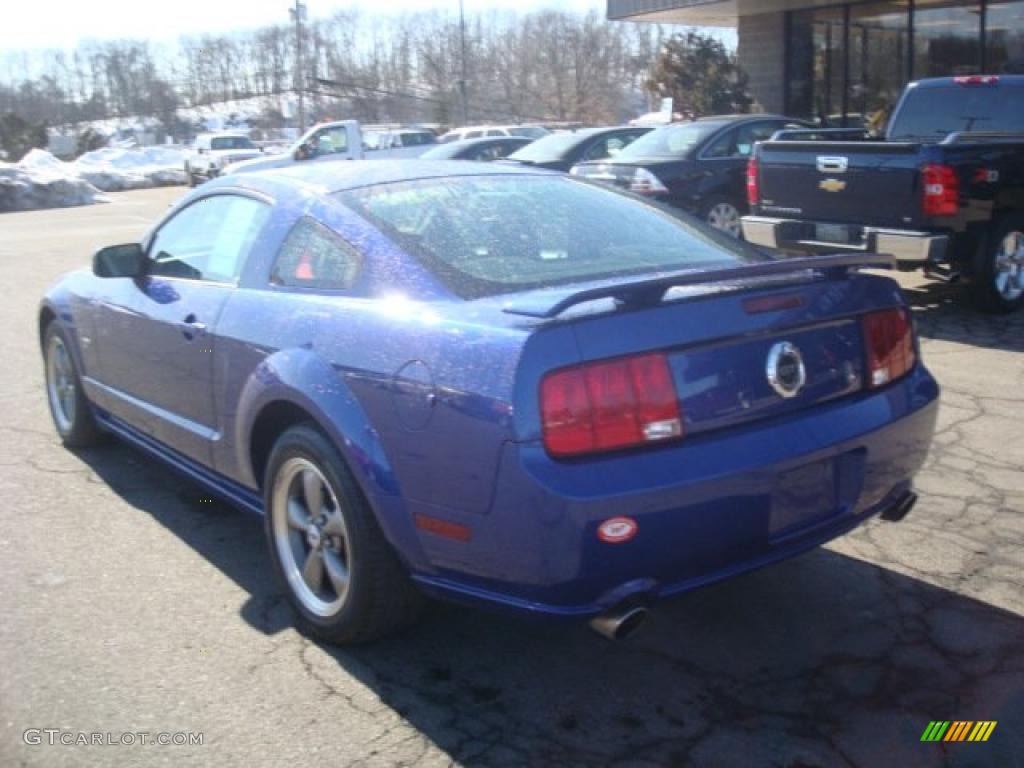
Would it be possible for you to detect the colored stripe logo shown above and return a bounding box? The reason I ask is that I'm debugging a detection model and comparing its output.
[921,721,997,742]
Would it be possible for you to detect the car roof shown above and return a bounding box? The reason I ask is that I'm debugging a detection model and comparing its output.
[695,114,794,123]
[233,159,552,195]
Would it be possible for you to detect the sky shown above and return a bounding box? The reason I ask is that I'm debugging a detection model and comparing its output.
[2,0,610,52]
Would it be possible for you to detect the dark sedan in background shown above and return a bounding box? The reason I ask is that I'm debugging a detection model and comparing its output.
[503,126,651,172]
[420,136,533,161]
[572,115,809,237]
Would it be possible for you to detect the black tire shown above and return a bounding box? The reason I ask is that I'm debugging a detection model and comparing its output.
[700,196,744,239]
[42,321,104,448]
[969,212,1024,314]
[263,424,425,644]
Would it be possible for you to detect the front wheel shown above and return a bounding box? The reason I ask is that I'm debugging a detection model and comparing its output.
[264,425,425,644]
[701,197,744,239]
[43,322,103,448]
[970,213,1024,314]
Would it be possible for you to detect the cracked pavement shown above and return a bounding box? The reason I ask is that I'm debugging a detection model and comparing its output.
[1,188,1021,767]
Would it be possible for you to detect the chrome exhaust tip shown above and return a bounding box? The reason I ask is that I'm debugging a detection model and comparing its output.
[589,606,649,641]
[881,491,918,522]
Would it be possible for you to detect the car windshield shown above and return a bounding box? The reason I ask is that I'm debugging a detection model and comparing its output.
[889,84,1024,140]
[508,126,550,139]
[508,132,587,163]
[336,175,753,298]
[399,132,436,146]
[616,122,723,159]
[210,136,255,150]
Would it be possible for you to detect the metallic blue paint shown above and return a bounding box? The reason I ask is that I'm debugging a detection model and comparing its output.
[40,161,939,622]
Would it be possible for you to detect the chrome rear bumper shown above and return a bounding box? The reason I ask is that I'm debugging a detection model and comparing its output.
[742,216,949,264]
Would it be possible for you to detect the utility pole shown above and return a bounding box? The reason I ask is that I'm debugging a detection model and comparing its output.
[290,0,307,133]
[458,0,469,126]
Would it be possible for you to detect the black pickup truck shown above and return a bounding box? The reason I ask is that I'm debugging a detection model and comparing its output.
[742,75,1024,312]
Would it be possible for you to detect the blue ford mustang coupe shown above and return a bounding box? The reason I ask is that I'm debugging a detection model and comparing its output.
[40,161,938,643]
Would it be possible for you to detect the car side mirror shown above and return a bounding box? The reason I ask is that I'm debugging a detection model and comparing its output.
[93,243,145,278]
[197,147,206,154]
[294,142,313,161]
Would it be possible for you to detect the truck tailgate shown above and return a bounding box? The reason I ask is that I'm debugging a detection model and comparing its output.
[758,141,923,228]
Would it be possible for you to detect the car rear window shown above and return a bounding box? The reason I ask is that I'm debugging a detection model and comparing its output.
[507,132,586,163]
[210,136,255,150]
[617,122,724,158]
[889,84,1024,140]
[336,175,752,298]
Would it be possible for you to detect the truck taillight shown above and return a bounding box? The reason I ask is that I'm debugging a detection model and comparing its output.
[746,156,760,206]
[541,353,683,458]
[953,75,999,86]
[922,163,959,217]
[862,308,916,389]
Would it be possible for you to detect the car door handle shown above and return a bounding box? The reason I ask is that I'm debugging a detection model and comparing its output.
[179,314,207,340]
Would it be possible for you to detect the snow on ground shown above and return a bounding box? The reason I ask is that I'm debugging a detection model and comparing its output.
[0,151,108,212]
[0,147,188,212]
[74,146,188,190]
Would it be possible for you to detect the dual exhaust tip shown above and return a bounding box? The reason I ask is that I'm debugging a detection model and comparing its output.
[589,605,649,641]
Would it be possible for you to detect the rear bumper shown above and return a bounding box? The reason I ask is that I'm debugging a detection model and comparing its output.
[410,366,940,619]
[742,216,948,264]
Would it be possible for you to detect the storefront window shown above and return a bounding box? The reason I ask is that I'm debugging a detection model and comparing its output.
[913,0,982,76]
[986,0,1024,73]
[848,2,911,132]
[787,7,846,125]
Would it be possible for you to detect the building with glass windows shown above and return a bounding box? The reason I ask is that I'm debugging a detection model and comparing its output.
[608,1,1024,125]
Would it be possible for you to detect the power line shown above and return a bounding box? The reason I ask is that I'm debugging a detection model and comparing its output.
[313,76,558,124]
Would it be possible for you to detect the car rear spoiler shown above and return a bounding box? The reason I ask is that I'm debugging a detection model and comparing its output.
[502,253,895,319]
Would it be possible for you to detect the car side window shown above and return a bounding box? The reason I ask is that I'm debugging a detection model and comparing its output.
[465,130,483,139]
[734,122,780,157]
[147,195,271,283]
[703,129,735,159]
[311,126,349,156]
[270,218,361,290]
[486,130,504,137]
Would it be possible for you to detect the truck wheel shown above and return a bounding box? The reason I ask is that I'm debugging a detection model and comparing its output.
[264,424,426,644]
[971,213,1024,314]
[701,197,744,239]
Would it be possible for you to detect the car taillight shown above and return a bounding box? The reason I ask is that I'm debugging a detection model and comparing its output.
[630,168,669,195]
[541,352,683,458]
[746,155,760,206]
[862,308,916,389]
[922,163,959,216]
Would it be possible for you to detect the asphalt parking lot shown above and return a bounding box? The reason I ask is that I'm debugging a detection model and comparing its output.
[1,187,1022,768]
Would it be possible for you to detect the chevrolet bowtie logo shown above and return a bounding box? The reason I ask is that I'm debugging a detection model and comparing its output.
[819,178,847,193]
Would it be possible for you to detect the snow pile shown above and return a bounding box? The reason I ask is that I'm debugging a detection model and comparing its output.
[73,146,188,190]
[0,145,192,211]
[0,150,108,212]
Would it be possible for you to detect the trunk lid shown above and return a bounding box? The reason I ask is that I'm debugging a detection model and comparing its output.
[509,257,900,445]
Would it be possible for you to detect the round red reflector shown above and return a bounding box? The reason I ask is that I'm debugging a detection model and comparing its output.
[597,517,639,544]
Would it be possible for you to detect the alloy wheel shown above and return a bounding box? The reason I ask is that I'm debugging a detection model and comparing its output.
[707,202,742,238]
[271,457,352,617]
[46,335,76,434]
[994,229,1024,302]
